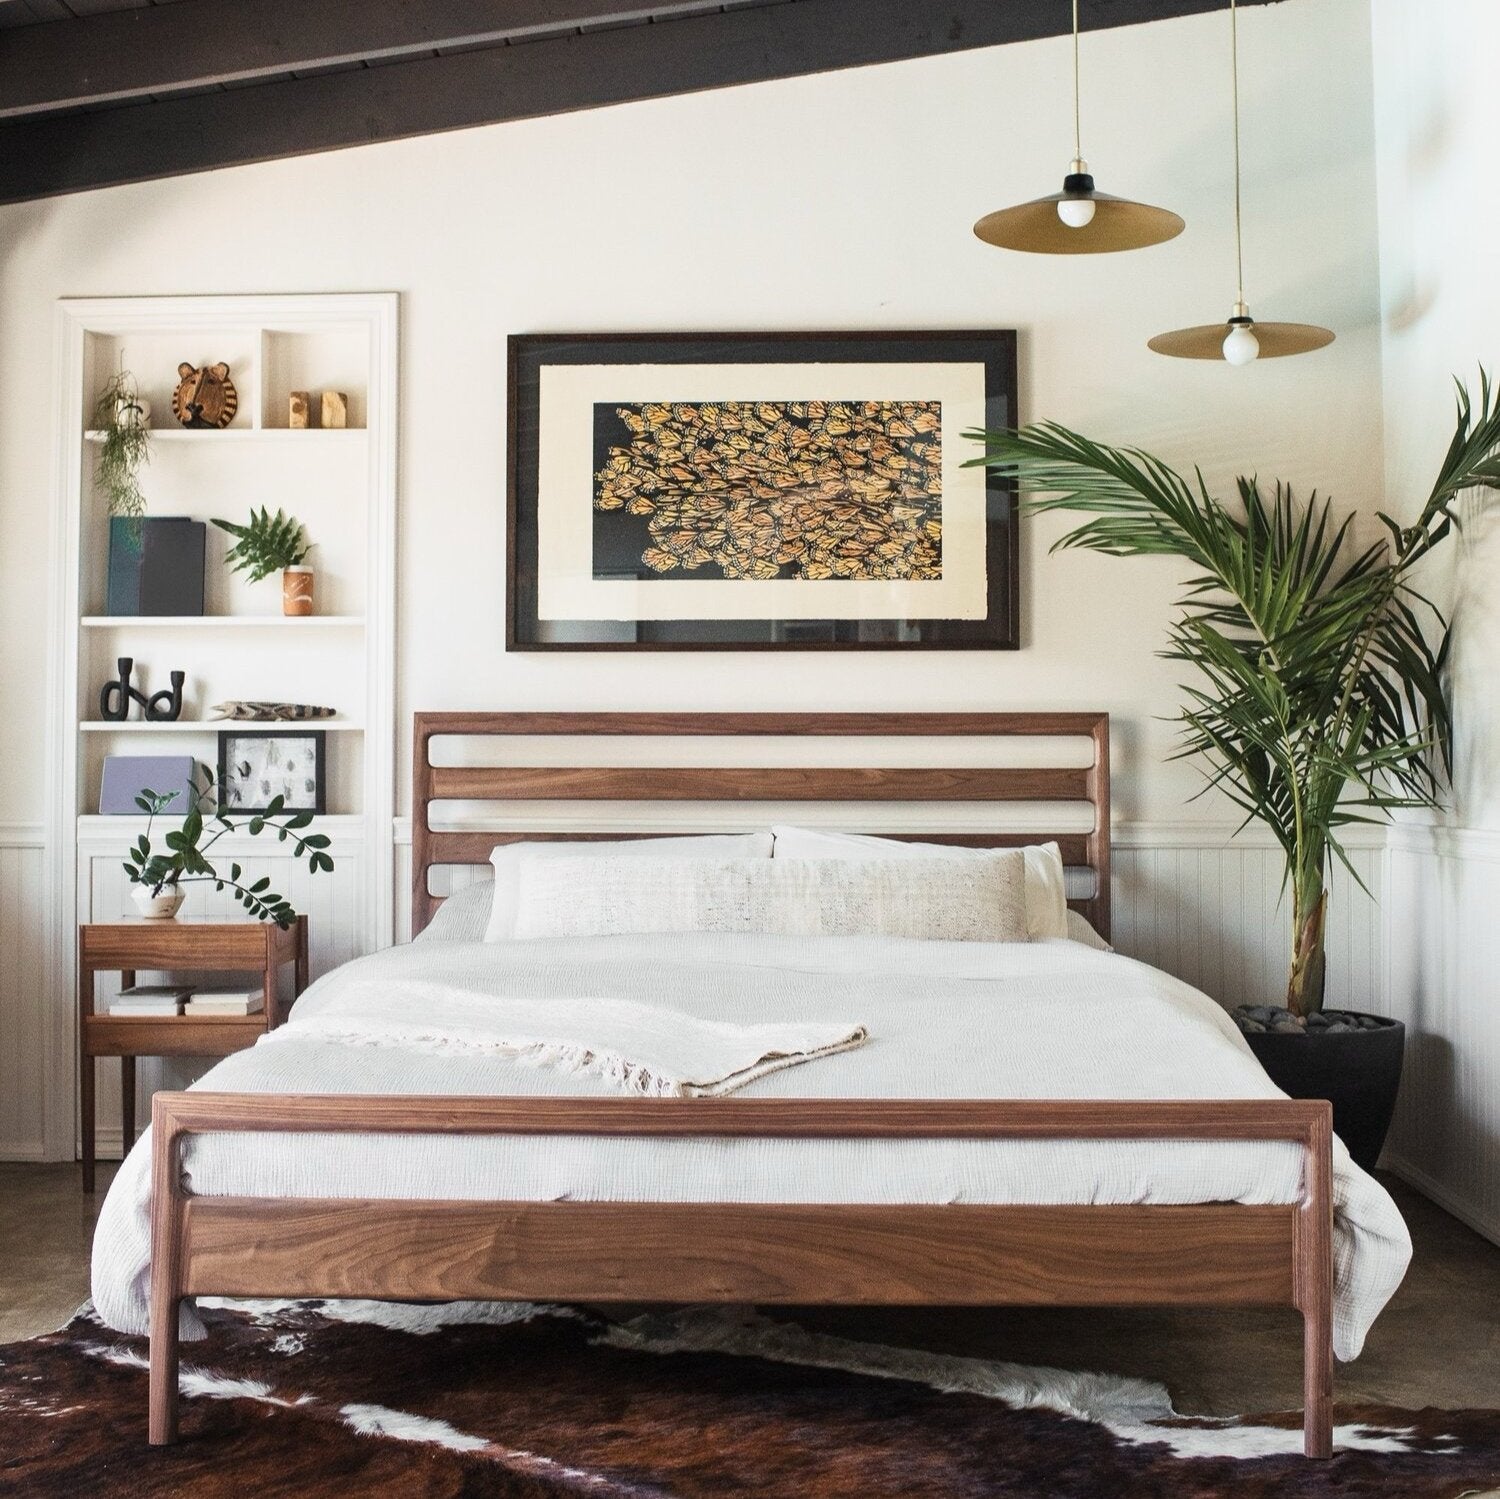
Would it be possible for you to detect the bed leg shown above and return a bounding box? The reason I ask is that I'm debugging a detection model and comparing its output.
[148,1097,184,1446]
[148,1296,180,1446]
[1302,1307,1332,1458]
[1297,1102,1334,1459]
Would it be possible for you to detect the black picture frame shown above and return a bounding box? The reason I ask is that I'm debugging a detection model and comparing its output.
[507,331,1019,651]
[216,730,327,815]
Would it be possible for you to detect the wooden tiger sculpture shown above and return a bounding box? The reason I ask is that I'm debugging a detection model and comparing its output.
[172,361,238,429]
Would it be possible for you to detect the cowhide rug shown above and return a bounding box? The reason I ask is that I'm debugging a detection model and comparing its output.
[2,1299,1498,1498]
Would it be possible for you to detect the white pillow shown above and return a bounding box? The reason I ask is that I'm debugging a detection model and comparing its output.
[769,826,1069,941]
[484,833,772,942]
[510,853,1029,944]
[416,879,495,942]
[1065,909,1113,951]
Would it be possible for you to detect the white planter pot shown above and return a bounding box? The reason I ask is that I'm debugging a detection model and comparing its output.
[115,395,151,429]
[131,885,185,919]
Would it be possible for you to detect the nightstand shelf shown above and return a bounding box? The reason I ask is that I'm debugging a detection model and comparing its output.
[78,914,308,1191]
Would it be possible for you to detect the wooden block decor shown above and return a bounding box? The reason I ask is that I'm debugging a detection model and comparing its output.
[289,391,312,429]
[320,391,348,429]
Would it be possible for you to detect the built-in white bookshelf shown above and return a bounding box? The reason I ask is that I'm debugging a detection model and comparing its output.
[46,295,398,1148]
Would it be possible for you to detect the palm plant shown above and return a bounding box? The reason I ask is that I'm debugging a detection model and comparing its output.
[969,375,1500,1017]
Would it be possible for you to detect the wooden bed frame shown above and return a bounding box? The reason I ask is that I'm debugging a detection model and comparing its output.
[147,711,1334,1457]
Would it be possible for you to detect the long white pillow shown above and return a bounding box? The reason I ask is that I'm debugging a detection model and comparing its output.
[484,833,772,942]
[511,853,1029,944]
[770,825,1069,941]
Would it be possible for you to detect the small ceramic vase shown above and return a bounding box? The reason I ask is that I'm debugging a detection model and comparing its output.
[282,566,314,617]
[131,885,185,919]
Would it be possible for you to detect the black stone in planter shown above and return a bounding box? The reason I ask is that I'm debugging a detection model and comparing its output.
[1236,1011,1405,1173]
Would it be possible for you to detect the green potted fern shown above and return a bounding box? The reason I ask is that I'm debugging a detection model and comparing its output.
[213,507,314,615]
[970,375,1500,1169]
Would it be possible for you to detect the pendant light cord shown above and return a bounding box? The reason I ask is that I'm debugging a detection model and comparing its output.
[1072,0,1083,160]
[1230,0,1245,305]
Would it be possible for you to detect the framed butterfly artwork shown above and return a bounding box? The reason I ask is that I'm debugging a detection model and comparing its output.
[506,331,1019,651]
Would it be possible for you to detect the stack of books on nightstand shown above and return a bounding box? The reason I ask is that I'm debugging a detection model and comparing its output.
[184,986,265,1017]
[109,985,190,1016]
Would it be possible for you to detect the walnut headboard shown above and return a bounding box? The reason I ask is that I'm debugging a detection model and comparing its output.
[411,712,1111,940]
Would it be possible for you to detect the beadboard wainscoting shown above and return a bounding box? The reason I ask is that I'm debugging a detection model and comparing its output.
[1111,825,1388,1016]
[0,825,48,1160]
[1383,824,1500,1243]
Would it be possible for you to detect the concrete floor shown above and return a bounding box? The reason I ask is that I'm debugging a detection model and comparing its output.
[1,1164,1496,1416]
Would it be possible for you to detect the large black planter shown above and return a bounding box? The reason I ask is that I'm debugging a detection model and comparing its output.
[1239,1014,1405,1173]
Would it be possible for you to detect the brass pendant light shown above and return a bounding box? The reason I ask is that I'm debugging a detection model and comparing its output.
[1149,0,1333,361]
[973,0,1184,255]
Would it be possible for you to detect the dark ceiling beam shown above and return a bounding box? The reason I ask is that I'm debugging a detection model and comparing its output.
[0,0,1280,205]
[0,0,731,118]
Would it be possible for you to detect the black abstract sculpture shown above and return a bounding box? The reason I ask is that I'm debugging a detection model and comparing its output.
[99,657,185,722]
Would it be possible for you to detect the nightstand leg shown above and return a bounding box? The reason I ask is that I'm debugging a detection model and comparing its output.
[121,1057,136,1153]
[81,1053,96,1193]
[296,917,309,995]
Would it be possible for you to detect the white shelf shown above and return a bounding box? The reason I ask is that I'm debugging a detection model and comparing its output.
[84,428,366,442]
[80,720,363,733]
[80,812,365,836]
[81,615,365,629]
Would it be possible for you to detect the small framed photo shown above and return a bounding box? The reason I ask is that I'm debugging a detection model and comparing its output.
[217,730,326,814]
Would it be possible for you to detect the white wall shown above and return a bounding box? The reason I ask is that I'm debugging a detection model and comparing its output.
[0,0,1382,830]
[0,0,1396,1156]
[1372,0,1500,1239]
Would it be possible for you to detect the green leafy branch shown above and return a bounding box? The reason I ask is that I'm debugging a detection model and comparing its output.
[123,769,333,928]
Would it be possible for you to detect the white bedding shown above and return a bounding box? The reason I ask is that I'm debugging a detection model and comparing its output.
[91,932,1411,1359]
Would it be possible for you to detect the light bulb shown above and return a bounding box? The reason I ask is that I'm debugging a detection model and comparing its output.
[1223,323,1260,365]
[1057,196,1096,228]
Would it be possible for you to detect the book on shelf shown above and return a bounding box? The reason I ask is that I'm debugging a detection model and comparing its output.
[109,984,191,1017]
[183,987,264,1016]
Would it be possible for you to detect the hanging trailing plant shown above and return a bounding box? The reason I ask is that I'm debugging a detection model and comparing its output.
[92,370,152,519]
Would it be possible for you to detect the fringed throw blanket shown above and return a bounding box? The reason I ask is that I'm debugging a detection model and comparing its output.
[270,980,868,1097]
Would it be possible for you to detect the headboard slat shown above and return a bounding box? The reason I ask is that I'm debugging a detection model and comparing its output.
[412,712,1111,941]
[422,830,1099,867]
[427,765,1091,804]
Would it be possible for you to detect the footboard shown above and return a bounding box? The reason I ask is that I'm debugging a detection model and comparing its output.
[148,1094,1333,1456]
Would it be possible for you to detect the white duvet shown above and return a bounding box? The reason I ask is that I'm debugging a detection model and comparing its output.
[91,932,1411,1359]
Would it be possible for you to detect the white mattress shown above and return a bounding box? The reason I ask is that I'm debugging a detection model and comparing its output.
[91,931,1410,1358]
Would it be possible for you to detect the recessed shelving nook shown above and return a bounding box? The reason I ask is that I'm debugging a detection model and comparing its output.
[47,295,397,1146]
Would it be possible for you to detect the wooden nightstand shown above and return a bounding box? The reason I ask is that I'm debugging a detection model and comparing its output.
[78,915,308,1191]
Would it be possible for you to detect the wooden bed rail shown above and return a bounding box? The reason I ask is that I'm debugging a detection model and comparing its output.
[148,1092,1333,1457]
